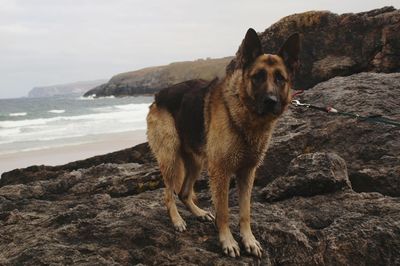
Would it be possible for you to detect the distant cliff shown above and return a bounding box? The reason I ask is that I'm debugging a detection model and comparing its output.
[83,57,233,97]
[29,80,107,98]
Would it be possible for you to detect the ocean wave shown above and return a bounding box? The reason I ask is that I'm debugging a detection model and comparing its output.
[48,109,65,114]
[91,103,150,113]
[78,95,115,100]
[90,106,114,112]
[78,95,96,100]
[0,117,50,128]
[0,128,21,138]
[9,112,27,117]
[0,109,148,128]
[0,103,151,145]
[114,103,150,111]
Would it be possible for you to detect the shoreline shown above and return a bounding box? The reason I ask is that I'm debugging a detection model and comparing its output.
[0,130,147,175]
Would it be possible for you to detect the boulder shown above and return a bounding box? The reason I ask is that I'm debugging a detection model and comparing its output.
[227,7,400,89]
[261,152,352,202]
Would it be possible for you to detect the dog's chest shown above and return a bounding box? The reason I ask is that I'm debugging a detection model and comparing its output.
[242,136,270,165]
[224,130,271,170]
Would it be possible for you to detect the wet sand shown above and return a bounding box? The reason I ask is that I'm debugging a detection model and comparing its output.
[0,130,147,176]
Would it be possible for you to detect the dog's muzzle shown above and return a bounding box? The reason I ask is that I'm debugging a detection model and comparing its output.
[257,94,281,116]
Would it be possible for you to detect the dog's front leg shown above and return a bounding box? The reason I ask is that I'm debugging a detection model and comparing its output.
[209,167,240,257]
[236,167,263,258]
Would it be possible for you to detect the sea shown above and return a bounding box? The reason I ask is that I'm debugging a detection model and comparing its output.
[0,95,153,156]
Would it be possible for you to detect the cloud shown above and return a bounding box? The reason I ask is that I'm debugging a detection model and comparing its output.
[0,24,48,35]
[0,0,20,12]
[0,0,398,98]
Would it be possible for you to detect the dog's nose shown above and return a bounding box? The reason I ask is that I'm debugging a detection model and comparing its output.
[263,95,278,106]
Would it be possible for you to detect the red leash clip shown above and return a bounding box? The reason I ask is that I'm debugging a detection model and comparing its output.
[292,89,304,98]
[326,106,338,113]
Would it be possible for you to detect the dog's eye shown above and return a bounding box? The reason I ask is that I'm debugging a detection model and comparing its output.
[275,72,286,86]
[251,71,266,84]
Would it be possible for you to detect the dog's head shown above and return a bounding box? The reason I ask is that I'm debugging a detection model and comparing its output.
[236,28,300,117]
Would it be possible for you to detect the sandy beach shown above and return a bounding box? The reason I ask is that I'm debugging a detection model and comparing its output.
[0,130,146,175]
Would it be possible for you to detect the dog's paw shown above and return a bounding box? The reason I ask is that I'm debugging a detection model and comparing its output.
[221,234,240,258]
[197,211,215,222]
[173,219,187,232]
[242,235,263,258]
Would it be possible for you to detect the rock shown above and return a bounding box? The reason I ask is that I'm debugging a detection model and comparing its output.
[226,7,400,89]
[261,152,352,202]
[0,160,399,265]
[83,57,232,97]
[257,72,400,196]
[0,143,154,187]
[252,191,400,266]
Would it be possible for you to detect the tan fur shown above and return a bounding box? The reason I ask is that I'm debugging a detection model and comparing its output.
[147,30,298,258]
[147,104,184,192]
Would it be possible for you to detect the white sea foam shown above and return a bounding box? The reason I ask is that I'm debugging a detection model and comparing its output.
[0,128,21,139]
[48,109,65,114]
[9,112,27,117]
[91,103,149,113]
[79,95,96,100]
[78,95,115,100]
[0,103,151,147]
[0,117,51,128]
[90,106,114,112]
[114,103,149,110]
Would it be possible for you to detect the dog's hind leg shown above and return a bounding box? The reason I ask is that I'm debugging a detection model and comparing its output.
[178,153,214,221]
[159,159,186,232]
[147,104,186,231]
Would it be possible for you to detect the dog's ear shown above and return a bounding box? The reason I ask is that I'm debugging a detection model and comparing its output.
[278,33,300,74]
[239,28,263,69]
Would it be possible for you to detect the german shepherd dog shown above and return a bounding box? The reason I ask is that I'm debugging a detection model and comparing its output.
[147,28,300,258]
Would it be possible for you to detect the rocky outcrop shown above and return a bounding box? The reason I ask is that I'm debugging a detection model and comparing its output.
[28,80,106,98]
[258,72,400,197]
[1,71,400,265]
[1,148,399,265]
[227,6,400,89]
[84,57,232,97]
[0,143,153,187]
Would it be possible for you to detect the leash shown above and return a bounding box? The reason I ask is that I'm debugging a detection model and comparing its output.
[291,89,304,98]
[290,90,400,128]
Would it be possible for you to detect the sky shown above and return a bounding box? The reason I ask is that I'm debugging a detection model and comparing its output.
[0,0,398,98]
